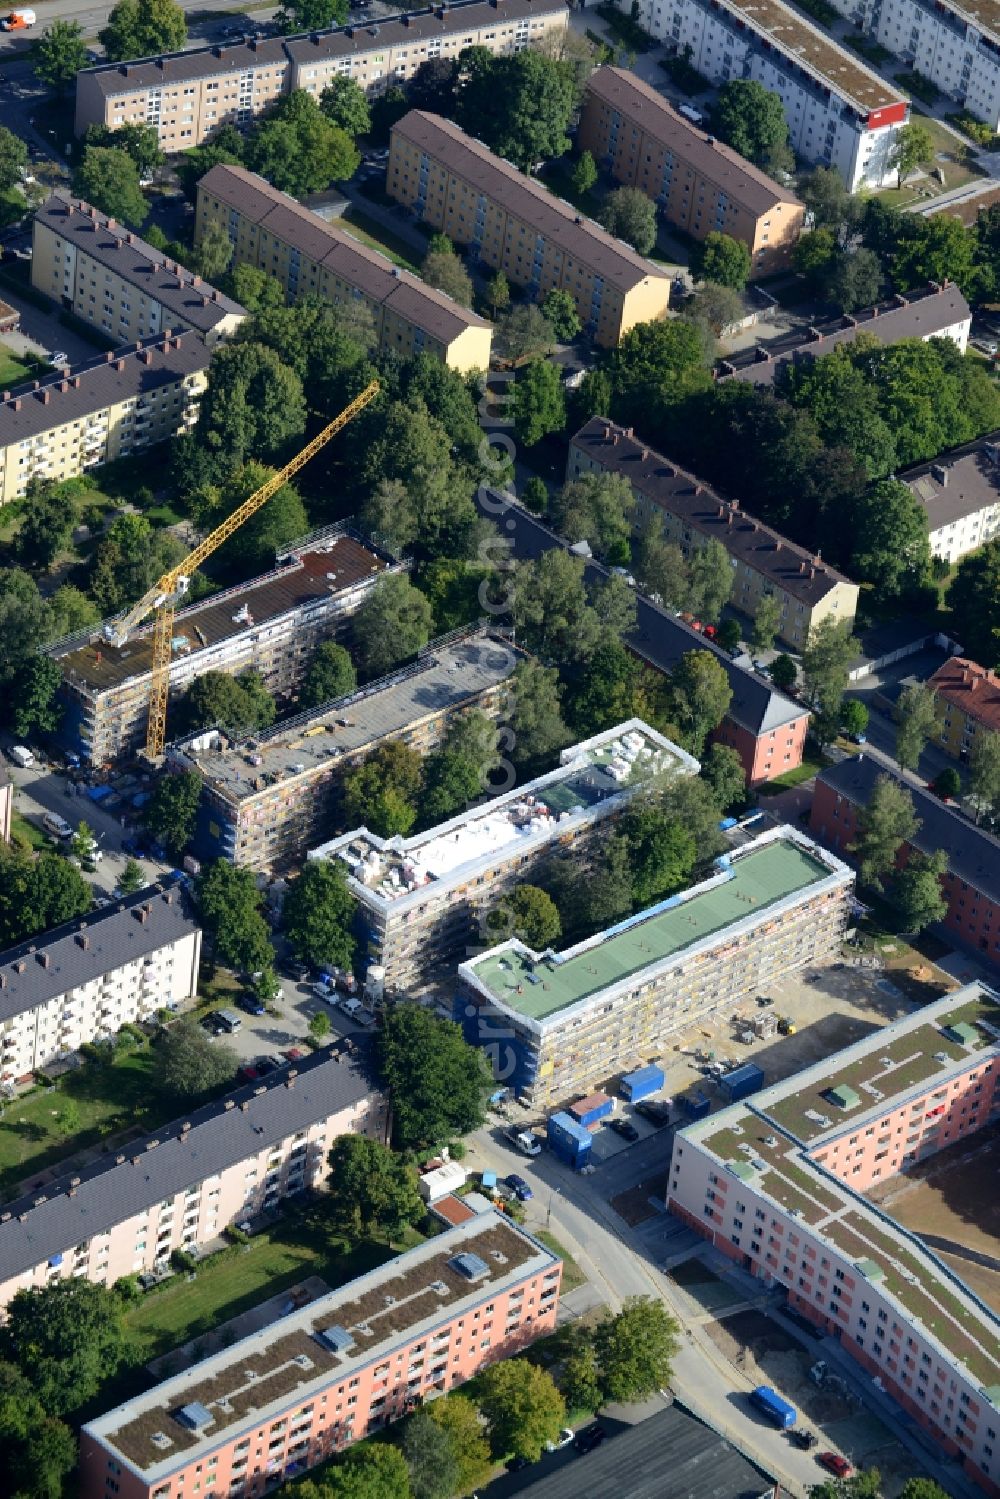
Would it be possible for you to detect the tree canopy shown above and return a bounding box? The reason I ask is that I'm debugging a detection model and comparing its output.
[72,147,147,227]
[144,770,203,858]
[244,90,359,195]
[593,1296,681,1402]
[196,342,306,466]
[325,1135,423,1241]
[948,538,1000,666]
[352,573,435,678]
[478,1358,566,1462]
[711,79,790,167]
[300,641,357,709]
[283,859,356,972]
[690,231,751,290]
[376,1003,491,1149]
[175,670,276,740]
[160,1015,238,1098]
[456,49,578,171]
[0,1279,131,1416]
[849,776,918,891]
[100,0,186,61]
[32,19,89,95]
[342,740,424,838]
[599,187,657,254]
[195,860,274,973]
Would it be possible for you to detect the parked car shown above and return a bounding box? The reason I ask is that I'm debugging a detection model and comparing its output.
[47,350,68,366]
[634,1100,671,1127]
[608,1117,639,1142]
[817,1453,851,1478]
[792,1429,817,1450]
[545,1428,574,1452]
[237,993,265,1016]
[283,1046,306,1062]
[237,1064,260,1083]
[574,1424,607,1454]
[505,1173,533,1201]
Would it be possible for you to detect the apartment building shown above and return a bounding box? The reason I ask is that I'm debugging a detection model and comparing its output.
[0,333,210,506]
[903,435,1000,564]
[73,0,570,145]
[568,418,859,649]
[51,527,399,765]
[718,282,972,386]
[811,751,1000,966]
[195,165,491,372]
[481,488,811,785]
[0,1040,387,1311]
[0,879,200,1084]
[388,111,672,347]
[619,0,907,190]
[80,1210,561,1499]
[668,984,1000,1497]
[459,825,853,1108]
[311,721,698,988]
[578,67,805,278]
[168,630,526,872]
[927,656,1000,762]
[824,0,1000,131]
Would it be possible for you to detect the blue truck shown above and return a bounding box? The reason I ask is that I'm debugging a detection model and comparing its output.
[750,1385,797,1429]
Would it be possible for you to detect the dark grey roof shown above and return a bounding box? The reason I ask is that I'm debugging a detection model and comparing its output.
[80,0,567,96]
[0,879,198,1025]
[717,283,972,386]
[0,332,210,445]
[903,433,1000,533]
[35,195,244,335]
[817,752,1000,904]
[477,490,806,738]
[570,418,852,606]
[515,1403,775,1499]
[0,1041,379,1284]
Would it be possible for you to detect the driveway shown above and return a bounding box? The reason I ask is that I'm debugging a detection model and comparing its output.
[0,274,108,367]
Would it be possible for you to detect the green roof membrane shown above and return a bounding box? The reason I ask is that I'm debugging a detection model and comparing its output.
[473,840,833,1021]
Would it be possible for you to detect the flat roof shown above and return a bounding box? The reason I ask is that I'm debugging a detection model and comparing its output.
[391,111,672,294]
[171,631,525,805]
[584,66,802,218]
[34,196,244,336]
[53,530,393,696]
[711,0,904,113]
[312,721,697,912]
[571,418,852,605]
[903,433,1000,533]
[86,1211,555,1478]
[462,828,850,1025]
[198,165,490,347]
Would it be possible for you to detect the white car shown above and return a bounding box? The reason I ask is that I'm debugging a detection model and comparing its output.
[48,350,68,366]
[545,1429,574,1452]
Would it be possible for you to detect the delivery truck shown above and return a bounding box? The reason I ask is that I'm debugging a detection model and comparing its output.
[1,11,37,28]
[750,1385,796,1429]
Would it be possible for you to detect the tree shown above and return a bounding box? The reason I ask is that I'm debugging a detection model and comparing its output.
[670,649,733,757]
[196,342,306,466]
[245,89,359,195]
[691,231,751,290]
[851,479,930,598]
[933,766,962,799]
[421,244,474,307]
[0,1366,77,1499]
[227,264,285,313]
[49,584,99,640]
[571,149,598,197]
[118,858,146,896]
[376,1002,491,1149]
[177,670,276,740]
[283,860,356,972]
[196,220,233,282]
[702,743,746,812]
[829,248,882,314]
[83,122,163,179]
[798,166,855,230]
[751,593,782,654]
[505,659,571,768]
[309,1010,330,1044]
[893,214,975,294]
[195,860,274,973]
[486,270,511,317]
[563,636,642,735]
[479,1358,566,1462]
[897,1482,950,1499]
[342,740,424,838]
[402,1411,460,1499]
[72,147,147,228]
[894,683,942,772]
[522,475,549,514]
[624,805,697,907]
[0,570,52,687]
[320,76,371,137]
[159,1014,237,1098]
[608,317,712,432]
[322,1445,412,1499]
[144,770,202,858]
[496,304,558,363]
[513,359,567,447]
[486,884,562,949]
[0,127,27,196]
[72,820,98,868]
[541,287,581,341]
[425,1395,492,1494]
[100,0,186,58]
[300,641,357,709]
[362,400,478,560]
[892,849,948,933]
[561,1339,602,1413]
[599,187,657,255]
[683,280,744,338]
[32,19,89,96]
[456,49,578,172]
[278,0,348,29]
[11,656,63,740]
[687,539,734,625]
[352,573,434,677]
[420,749,483,826]
[594,1296,680,1403]
[801,618,857,747]
[969,731,1000,821]
[513,550,601,664]
[841,699,869,740]
[0,1279,130,1416]
[552,473,634,564]
[889,121,935,188]
[849,775,919,890]
[207,464,309,575]
[635,512,689,609]
[326,1135,422,1241]
[770,653,797,691]
[793,226,838,290]
[947,538,1000,667]
[711,79,790,166]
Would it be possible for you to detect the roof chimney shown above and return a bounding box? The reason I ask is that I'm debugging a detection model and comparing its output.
[36,952,50,968]
[931,464,947,486]
[75,932,90,951]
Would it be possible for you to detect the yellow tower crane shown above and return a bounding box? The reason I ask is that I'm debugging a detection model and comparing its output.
[103,379,380,759]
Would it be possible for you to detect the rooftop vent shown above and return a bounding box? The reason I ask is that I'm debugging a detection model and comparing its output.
[430,1279,449,1295]
[174,1403,212,1432]
[449,1252,490,1282]
[150,1433,173,1451]
[293,1353,315,1371]
[315,1324,354,1354]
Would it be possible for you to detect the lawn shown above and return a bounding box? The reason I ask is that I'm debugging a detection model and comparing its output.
[535,1229,586,1294]
[873,111,985,207]
[756,755,825,793]
[0,341,32,387]
[340,209,420,273]
[9,810,53,853]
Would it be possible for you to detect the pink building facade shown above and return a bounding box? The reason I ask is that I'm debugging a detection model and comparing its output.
[668,984,1000,1496]
[0,1043,387,1311]
[80,1212,562,1499]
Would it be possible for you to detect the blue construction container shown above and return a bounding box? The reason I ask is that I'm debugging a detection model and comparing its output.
[681,1090,711,1119]
[750,1386,796,1429]
[620,1064,665,1103]
[569,1091,614,1128]
[547,1111,593,1168]
[719,1062,766,1103]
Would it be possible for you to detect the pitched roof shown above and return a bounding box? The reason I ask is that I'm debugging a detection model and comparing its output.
[34,195,245,335]
[0,331,210,446]
[390,110,673,294]
[902,433,1000,534]
[928,656,1000,735]
[197,164,489,347]
[583,67,803,220]
[570,417,853,607]
[0,1041,380,1285]
[716,283,972,386]
[0,879,198,1025]
[816,753,1000,904]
